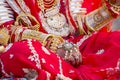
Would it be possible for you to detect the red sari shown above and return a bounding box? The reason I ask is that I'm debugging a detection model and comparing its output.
[0,0,120,80]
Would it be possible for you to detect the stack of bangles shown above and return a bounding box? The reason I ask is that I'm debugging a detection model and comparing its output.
[44,35,64,52]
[105,0,120,17]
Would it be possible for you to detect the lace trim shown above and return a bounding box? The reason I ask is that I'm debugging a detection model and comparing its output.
[96,58,120,78]
[27,39,41,69]
[0,59,10,77]
[76,35,90,47]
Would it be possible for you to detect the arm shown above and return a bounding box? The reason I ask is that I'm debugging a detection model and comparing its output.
[82,0,120,34]
[0,0,64,53]
[68,0,120,35]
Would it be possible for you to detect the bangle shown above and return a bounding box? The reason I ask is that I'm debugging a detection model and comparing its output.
[49,36,64,52]
[0,18,14,26]
[108,0,120,14]
[0,28,10,45]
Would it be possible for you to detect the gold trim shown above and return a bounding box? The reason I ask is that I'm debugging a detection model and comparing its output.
[76,15,87,35]
[15,13,40,31]
[49,36,64,52]
[0,28,10,45]
[85,5,114,33]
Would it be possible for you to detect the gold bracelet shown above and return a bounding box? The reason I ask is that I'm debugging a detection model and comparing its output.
[108,0,120,13]
[15,13,40,31]
[48,36,64,52]
[0,28,10,45]
[21,29,55,46]
[0,46,5,53]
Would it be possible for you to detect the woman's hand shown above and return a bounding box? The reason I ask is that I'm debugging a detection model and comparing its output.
[56,41,82,67]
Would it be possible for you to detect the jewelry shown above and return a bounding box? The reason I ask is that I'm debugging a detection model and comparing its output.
[15,13,40,31]
[46,13,66,29]
[0,0,14,26]
[44,0,57,9]
[0,18,14,26]
[85,5,114,32]
[0,12,12,16]
[0,3,9,7]
[0,46,5,53]
[0,9,14,14]
[21,29,55,46]
[48,36,64,52]
[45,5,60,17]
[105,0,120,14]
[37,0,44,11]
[110,4,120,14]
[6,0,23,14]
[38,0,70,37]
[14,27,23,42]
[6,0,33,26]
[42,17,70,37]
[37,0,57,10]
[0,28,10,45]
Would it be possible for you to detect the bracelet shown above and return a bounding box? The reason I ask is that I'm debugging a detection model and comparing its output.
[110,4,120,14]
[0,46,5,53]
[0,28,10,45]
[106,0,120,14]
[0,18,14,26]
[0,8,14,14]
[48,36,64,52]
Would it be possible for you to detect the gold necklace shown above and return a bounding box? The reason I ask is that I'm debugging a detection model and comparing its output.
[37,0,57,11]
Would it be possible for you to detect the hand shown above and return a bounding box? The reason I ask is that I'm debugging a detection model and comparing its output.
[45,36,64,52]
[56,41,82,67]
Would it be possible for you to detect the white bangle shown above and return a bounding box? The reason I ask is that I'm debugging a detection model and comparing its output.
[0,18,14,25]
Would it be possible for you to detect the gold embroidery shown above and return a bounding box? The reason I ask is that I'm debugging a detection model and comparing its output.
[37,0,57,10]
[109,0,120,14]
[0,28,10,45]
[37,0,70,37]
[15,13,40,31]
[48,36,64,52]
[21,29,64,52]
[85,5,114,33]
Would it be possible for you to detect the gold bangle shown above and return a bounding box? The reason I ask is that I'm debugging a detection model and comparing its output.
[0,28,10,45]
[49,36,64,52]
[15,13,40,31]
[0,46,5,53]
[108,0,120,13]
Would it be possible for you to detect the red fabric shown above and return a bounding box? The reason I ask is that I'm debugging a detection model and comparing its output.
[82,0,102,14]
[0,39,80,80]
[0,0,120,80]
[69,31,120,79]
[1,32,120,79]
